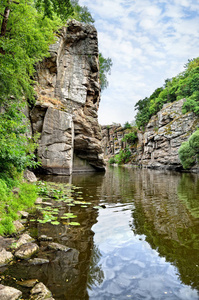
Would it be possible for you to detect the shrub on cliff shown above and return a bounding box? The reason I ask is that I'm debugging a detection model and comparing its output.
[135,57,199,130]
[178,129,199,169]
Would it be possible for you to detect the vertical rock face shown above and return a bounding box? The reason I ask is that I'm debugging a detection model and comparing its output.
[137,99,199,170]
[31,20,105,174]
[102,99,199,171]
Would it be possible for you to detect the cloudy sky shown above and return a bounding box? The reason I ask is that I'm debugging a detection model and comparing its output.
[79,0,199,125]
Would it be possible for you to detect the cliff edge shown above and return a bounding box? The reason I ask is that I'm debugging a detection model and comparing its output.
[30,20,105,175]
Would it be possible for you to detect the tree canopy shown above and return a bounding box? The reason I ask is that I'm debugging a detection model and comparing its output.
[179,129,199,169]
[135,57,199,130]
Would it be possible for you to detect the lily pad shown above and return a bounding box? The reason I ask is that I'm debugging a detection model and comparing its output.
[51,221,60,225]
[68,222,80,226]
[93,206,102,209]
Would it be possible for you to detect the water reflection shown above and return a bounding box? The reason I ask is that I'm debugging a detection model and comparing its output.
[1,167,199,299]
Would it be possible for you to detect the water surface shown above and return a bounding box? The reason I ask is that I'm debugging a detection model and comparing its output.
[2,167,199,299]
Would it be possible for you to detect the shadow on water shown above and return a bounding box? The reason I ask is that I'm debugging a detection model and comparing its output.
[1,167,199,299]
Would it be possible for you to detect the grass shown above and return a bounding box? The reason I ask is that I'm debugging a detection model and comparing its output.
[0,179,38,236]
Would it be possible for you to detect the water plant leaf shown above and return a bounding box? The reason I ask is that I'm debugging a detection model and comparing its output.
[81,205,88,208]
[51,221,60,225]
[68,222,80,226]
[93,206,102,209]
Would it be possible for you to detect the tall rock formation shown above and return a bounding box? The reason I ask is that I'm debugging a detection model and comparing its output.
[30,20,105,175]
[137,99,199,170]
[102,99,199,171]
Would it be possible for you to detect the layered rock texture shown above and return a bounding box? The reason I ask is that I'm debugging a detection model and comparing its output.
[102,99,199,171]
[30,20,105,175]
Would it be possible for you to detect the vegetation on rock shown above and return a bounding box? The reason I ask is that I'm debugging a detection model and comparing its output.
[179,129,199,169]
[135,57,199,130]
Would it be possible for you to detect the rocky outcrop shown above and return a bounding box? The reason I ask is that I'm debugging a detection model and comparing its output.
[30,20,105,175]
[102,99,199,171]
[137,99,199,170]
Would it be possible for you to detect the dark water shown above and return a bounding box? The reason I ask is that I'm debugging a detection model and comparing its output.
[1,167,199,299]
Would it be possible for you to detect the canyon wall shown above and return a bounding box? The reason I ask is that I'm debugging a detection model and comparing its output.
[102,99,199,171]
[30,20,105,175]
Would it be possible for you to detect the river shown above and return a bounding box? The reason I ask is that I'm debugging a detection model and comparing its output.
[2,167,199,299]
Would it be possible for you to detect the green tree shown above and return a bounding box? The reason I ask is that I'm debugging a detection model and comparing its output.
[178,129,199,169]
[0,0,65,104]
[99,53,113,91]
[71,0,94,24]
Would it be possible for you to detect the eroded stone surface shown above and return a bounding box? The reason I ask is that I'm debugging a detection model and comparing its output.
[0,248,13,266]
[30,282,54,300]
[0,284,22,300]
[102,99,199,171]
[31,20,105,174]
[15,233,34,249]
[14,243,39,259]
[137,99,199,170]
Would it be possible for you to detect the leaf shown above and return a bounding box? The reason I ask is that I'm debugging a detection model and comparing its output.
[68,222,80,226]
[51,221,60,225]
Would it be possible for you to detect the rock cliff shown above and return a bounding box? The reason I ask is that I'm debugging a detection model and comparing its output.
[30,20,105,175]
[102,99,199,171]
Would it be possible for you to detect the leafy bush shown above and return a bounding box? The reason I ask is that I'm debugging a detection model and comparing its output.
[115,147,131,164]
[122,131,138,144]
[108,157,116,165]
[178,129,199,169]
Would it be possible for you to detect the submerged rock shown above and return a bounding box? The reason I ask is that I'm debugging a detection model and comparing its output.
[30,282,54,300]
[17,279,38,288]
[0,284,22,300]
[28,258,49,265]
[48,242,70,252]
[0,248,13,266]
[14,243,39,259]
[39,235,53,242]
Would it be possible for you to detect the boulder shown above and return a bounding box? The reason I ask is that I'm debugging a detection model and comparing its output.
[14,243,39,259]
[0,248,13,266]
[0,284,22,300]
[14,233,34,249]
[13,220,24,232]
[23,169,37,182]
[30,282,54,300]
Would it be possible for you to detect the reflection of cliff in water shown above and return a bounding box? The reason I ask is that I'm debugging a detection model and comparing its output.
[6,172,105,300]
[131,169,199,291]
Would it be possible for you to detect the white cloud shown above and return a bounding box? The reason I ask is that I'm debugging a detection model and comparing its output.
[78,0,199,125]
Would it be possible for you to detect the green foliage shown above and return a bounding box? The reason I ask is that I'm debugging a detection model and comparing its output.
[123,121,132,129]
[35,0,73,20]
[135,57,199,129]
[178,129,199,169]
[0,102,39,178]
[0,0,65,104]
[99,53,113,91]
[0,179,38,235]
[71,0,94,24]
[122,131,138,144]
[115,147,131,165]
[108,157,116,165]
